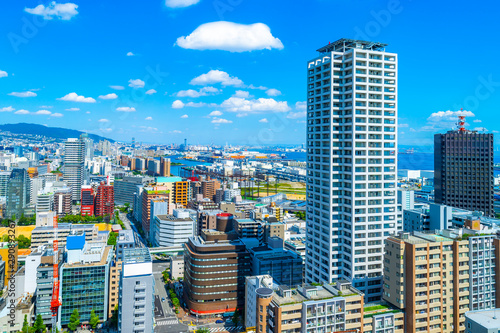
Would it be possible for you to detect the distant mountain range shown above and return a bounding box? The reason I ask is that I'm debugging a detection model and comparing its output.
[0,123,114,142]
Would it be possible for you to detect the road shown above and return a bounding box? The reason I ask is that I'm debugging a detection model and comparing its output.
[152,260,189,333]
[118,211,146,247]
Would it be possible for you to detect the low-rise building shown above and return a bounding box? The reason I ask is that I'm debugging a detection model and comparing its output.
[465,309,500,333]
[152,210,195,248]
[31,223,98,249]
[169,255,184,280]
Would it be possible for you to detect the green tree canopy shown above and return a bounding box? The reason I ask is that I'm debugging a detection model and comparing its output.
[67,309,80,331]
[89,309,100,329]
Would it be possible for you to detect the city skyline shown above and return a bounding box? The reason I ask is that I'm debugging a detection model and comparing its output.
[1,1,499,146]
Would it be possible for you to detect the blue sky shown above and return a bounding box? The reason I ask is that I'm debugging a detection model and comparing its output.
[0,0,500,147]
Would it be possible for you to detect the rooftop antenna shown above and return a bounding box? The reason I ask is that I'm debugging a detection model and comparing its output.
[457,108,466,132]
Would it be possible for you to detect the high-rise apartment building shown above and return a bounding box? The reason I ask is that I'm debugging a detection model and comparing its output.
[434,122,494,216]
[95,182,114,217]
[63,137,86,201]
[53,188,72,217]
[305,38,398,301]
[6,168,30,219]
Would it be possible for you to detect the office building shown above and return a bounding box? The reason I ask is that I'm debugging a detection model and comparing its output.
[63,137,86,201]
[233,218,264,243]
[118,248,154,333]
[465,309,500,333]
[95,183,114,217]
[169,255,184,280]
[36,190,54,214]
[196,210,222,235]
[383,229,500,333]
[305,38,398,301]
[35,247,62,325]
[245,276,404,333]
[108,260,122,319]
[81,186,95,216]
[435,122,494,216]
[59,235,112,325]
[31,223,98,249]
[160,157,171,177]
[249,237,303,286]
[114,176,149,208]
[54,188,72,217]
[6,168,30,219]
[152,209,195,247]
[0,171,11,197]
[183,214,251,317]
[201,179,220,201]
[174,180,188,208]
[141,186,170,236]
[397,189,414,210]
[116,229,135,260]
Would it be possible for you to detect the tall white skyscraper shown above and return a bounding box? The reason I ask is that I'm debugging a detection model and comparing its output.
[63,137,85,201]
[305,39,398,302]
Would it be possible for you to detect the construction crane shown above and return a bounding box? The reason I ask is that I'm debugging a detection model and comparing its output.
[50,216,61,333]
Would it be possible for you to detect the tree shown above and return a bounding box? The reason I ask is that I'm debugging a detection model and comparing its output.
[17,235,31,249]
[232,309,241,325]
[67,309,80,331]
[33,314,46,333]
[195,328,210,333]
[89,309,100,330]
[21,314,30,333]
[109,304,119,329]
[107,232,118,246]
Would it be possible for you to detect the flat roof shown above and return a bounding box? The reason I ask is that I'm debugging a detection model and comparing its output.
[317,38,388,53]
[123,247,152,264]
[466,309,500,329]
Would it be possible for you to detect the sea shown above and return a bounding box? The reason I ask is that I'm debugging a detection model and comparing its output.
[168,152,500,176]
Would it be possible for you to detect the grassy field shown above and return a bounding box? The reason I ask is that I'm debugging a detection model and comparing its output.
[241,180,306,200]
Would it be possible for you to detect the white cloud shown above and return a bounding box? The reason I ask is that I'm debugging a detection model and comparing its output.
[57,92,96,103]
[176,22,284,52]
[208,110,223,117]
[176,86,220,98]
[0,70,8,78]
[145,89,157,95]
[186,102,216,108]
[233,90,250,98]
[86,111,91,114]
[473,119,482,123]
[172,100,185,109]
[50,113,63,117]
[0,106,14,112]
[248,84,267,90]
[287,111,306,119]
[145,117,153,121]
[25,2,79,20]
[126,52,135,56]
[165,0,200,8]
[110,85,125,90]
[116,107,136,112]
[65,107,80,111]
[170,130,182,134]
[427,110,475,122]
[259,118,268,123]
[295,101,306,111]
[34,110,51,115]
[211,118,233,124]
[39,105,53,109]
[100,128,113,132]
[9,91,37,98]
[398,123,409,128]
[492,130,499,134]
[128,79,145,88]
[473,127,488,132]
[180,114,189,119]
[99,93,118,100]
[14,110,30,115]
[266,88,281,96]
[236,113,248,118]
[221,97,291,113]
[98,119,109,123]
[190,70,243,86]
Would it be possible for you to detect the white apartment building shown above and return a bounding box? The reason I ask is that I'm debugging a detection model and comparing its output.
[305,39,398,302]
[63,137,86,201]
